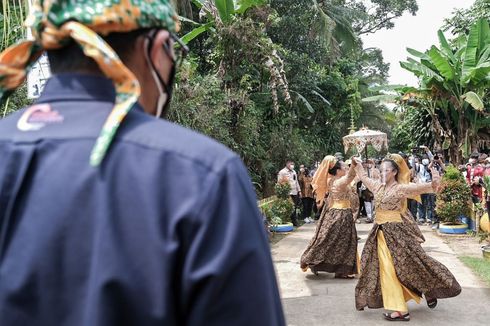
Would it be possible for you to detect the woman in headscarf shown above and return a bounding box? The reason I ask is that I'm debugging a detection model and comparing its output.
[353,154,461,322]
[300,156,359,278]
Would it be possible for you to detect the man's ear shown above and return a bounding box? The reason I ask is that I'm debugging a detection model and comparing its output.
[149,30,171,70]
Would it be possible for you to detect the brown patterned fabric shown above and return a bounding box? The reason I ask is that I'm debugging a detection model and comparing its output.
[401,210,425,243]
[355,223,461,310]
[299,173,314,198]
[300,208,358,275]
[349,184,360,216]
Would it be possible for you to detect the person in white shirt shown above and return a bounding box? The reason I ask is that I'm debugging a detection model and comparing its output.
[278,160,302,226]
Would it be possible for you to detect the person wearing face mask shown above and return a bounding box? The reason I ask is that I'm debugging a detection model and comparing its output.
[466,152,484,184]
[402,153,419,219]
[353,155,461,322]
[299,165,315,223]
[0,1,285,325]
[484,157,490,177]
[360,159,380,223]
[300,156,359,278]
[415,155,436,225]
[278,160,302,226]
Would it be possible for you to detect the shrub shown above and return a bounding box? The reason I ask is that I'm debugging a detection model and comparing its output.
[263,179,293,225]
[436,166,471,224]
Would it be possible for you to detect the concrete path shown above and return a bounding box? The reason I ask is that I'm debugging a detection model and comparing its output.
[271,222,490,326]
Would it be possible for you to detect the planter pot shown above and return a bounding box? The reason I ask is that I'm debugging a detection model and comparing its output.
[270,223,294,233]
[439,223,468,234]
[480,212,490,233]
[459,216,475,231]
[482,245,490,262]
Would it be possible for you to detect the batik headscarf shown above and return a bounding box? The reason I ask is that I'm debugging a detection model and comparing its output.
[0,0,179,166]
[385,153,421,210]
[311,155,337,207]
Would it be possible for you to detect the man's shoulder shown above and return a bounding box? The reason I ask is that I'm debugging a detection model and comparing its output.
[278,167,289,175]
[118,110,237,171]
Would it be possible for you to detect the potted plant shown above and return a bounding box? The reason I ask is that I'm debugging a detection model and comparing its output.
[263,179,294,232]
[436,166,472,234]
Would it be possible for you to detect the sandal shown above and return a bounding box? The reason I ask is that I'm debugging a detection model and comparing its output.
[334,274,355,279]
[383,312,410,322]
[427,298,437,309]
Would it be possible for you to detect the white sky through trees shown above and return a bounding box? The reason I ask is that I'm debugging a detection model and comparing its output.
[361,0,475,86]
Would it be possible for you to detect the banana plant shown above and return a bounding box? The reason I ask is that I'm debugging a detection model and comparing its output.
[367,19,490,163]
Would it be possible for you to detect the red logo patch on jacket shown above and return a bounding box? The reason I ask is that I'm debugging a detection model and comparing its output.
[17,104,64,131]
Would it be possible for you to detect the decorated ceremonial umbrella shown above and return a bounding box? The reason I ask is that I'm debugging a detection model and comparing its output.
[342,127,388,159]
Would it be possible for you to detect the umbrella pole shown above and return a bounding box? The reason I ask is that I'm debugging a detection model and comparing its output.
[365,146,370,178]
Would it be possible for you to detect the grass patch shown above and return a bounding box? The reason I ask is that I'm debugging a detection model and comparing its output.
[269,232,288,245]
[459,256,490,286]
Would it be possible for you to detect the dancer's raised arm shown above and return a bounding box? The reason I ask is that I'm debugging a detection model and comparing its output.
[352,158,383,194]
[399,167,441,197]
[334,163,357,189]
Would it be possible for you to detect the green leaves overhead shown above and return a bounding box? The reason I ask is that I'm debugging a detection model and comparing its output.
[182,0,265,44]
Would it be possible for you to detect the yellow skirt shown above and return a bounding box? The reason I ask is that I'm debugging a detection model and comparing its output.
[377,230,421,312]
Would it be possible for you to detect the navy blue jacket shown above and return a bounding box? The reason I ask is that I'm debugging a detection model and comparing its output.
[0,74,285,326]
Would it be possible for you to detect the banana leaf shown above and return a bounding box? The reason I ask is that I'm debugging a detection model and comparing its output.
[181,22,214,44]
[437,30,456,63]
[235,0,265,14]
[463,19,490,81]
[428,46,455,80]
[214,0,235,24]
[462,91,484,111]
[406,47,430,61]
[400,61,444,82]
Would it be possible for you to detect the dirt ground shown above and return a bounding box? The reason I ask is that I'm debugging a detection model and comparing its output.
[435,228,489,258]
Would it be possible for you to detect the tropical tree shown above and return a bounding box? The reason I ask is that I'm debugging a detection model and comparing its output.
[366,19,490,163]
[443,0,490,36]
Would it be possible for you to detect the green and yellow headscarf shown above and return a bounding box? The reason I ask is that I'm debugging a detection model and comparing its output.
[0,0,179,166]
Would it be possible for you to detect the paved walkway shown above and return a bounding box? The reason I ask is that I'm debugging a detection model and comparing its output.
[271,222,490,326]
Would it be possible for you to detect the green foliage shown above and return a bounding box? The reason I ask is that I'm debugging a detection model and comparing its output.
[2,0,400,199]
[274,180,291,199]
[394,19,490,163]
[443,165,464,181]
[483,176,490,192]
[443,0,490,36]
[436,166,471,224]
[263,181,293,224]
[262,198,293,225]
[347,0,418,35]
